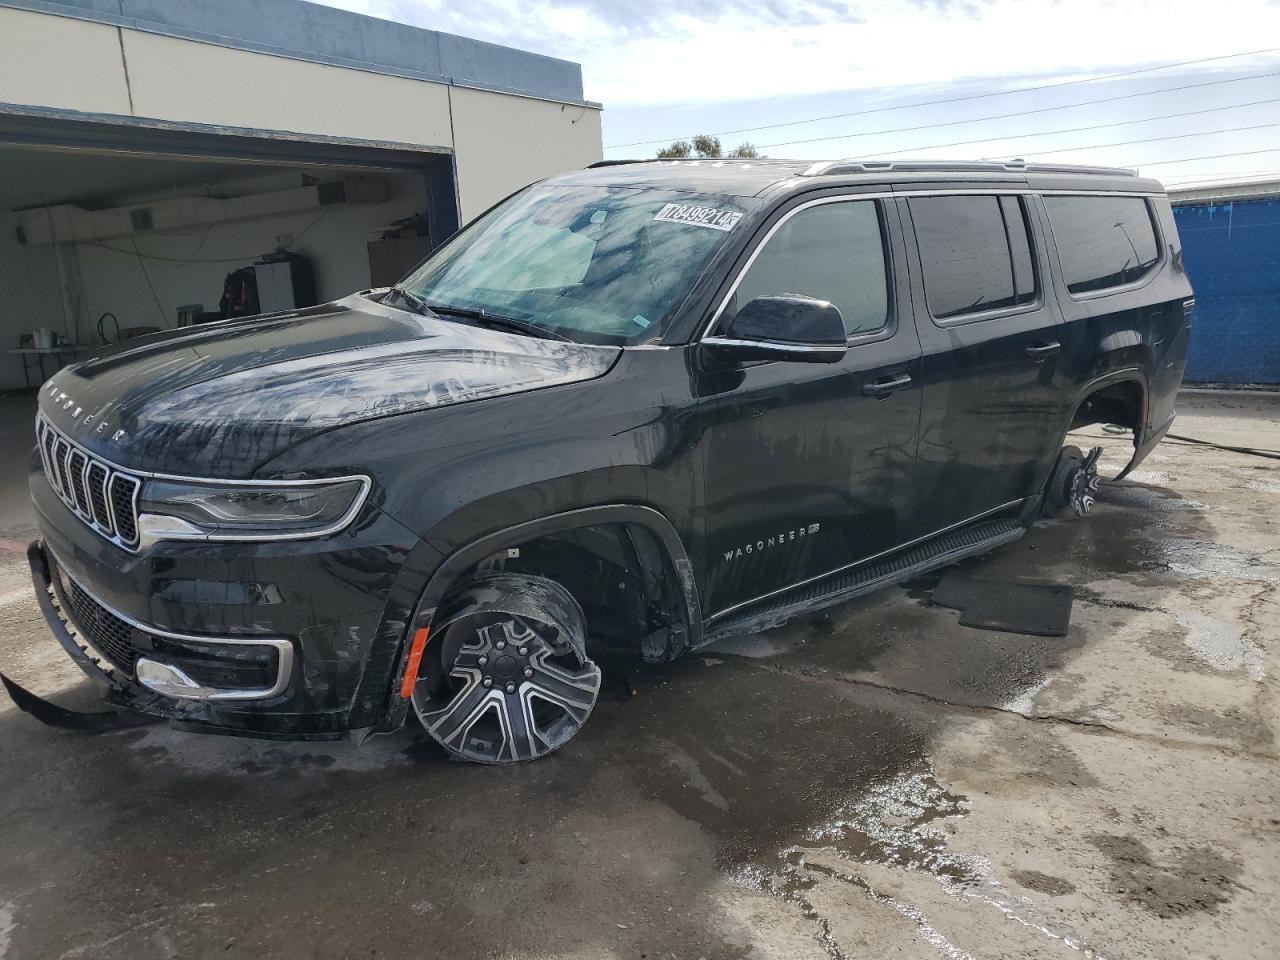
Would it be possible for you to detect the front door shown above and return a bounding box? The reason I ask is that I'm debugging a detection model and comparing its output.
[696,196,922,618]
[899,192,1066,537]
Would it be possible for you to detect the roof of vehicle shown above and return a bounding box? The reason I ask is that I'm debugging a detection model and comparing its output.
[549,158,1167,198]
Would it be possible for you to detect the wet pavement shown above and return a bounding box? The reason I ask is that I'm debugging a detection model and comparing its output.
[1,390,1277,959]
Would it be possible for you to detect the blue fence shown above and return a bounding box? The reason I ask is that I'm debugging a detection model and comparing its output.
[1173,197,1280,384]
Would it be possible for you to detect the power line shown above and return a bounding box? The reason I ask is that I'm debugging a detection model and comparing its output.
[1162,169,1280,183]
[1132,147,1280,168]
[982,121,1280,160]
[843,97,1280,160]
[607,46,1280,149]
[757,71,1280,150]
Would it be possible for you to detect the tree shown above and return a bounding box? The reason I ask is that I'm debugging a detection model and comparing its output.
[656,135,764,159]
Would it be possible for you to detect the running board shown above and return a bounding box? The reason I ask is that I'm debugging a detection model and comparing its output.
[703,518,1026,641]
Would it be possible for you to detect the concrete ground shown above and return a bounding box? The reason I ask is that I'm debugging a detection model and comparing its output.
[0,391,1277,960]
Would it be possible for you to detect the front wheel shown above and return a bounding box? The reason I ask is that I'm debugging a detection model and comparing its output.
[410,572,601,764]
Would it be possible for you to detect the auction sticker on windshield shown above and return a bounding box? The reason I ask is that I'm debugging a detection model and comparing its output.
[653,203,743,231]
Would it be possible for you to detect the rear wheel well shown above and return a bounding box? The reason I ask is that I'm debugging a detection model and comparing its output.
[1070,379,1145,433]
[440,521,691,666]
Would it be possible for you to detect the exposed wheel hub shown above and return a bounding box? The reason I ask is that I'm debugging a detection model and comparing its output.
[417,614,601,764]
[1066,446,1103,516]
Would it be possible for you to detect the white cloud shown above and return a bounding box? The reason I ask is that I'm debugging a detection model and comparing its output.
[315,0,1280,106]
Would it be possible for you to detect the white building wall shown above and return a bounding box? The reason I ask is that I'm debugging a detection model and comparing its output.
[0,9,133,115]
[0,7,602,220]
[450,87,605,222]
[120,30,455,148]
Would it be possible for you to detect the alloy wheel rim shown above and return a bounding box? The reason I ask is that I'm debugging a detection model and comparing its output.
[420,615,601,763]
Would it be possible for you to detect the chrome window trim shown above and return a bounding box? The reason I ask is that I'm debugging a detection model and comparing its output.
[700,193,894,341]
[701,337,847,356]
[49,550,294,701]
[698,187,1167,342]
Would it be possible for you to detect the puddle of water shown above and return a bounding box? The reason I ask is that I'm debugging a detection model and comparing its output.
[1172,611,1264,681]
[731,764,1110,960]
[1102,486,1211,514]
[1125,470,1171,485]
[123,725,420,775]
[660,740,730,811]
[1161,539,1280,584]
[0,900,14,960]
[1246,478,1280,494]
[707,633,791,658]
[1003,676,1052,715]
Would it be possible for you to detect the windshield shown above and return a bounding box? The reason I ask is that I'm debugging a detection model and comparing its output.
[399,184,756,345]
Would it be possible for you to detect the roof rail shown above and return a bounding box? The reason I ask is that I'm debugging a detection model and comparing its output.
[800,159,1138,178]
[586,159,649,168]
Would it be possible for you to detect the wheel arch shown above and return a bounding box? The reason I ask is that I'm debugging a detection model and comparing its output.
[1064,367,1151,480]
[382,504,703,728]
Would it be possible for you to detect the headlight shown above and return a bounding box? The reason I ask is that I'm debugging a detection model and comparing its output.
[137,477,370,542]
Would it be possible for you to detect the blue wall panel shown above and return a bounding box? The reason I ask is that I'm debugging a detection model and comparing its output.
[1173,198,1280,384]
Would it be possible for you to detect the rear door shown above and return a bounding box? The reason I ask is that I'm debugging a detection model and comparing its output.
[899,190,1066,537]
[696,194,922,617]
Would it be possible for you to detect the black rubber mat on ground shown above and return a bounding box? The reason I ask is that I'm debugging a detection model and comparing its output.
[930,574,1074,636]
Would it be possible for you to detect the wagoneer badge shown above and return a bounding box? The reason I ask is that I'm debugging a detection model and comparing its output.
[724,523,820,562]
[45,382,127,444]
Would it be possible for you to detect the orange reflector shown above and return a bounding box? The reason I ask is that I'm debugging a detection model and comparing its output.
[399,627,430,699]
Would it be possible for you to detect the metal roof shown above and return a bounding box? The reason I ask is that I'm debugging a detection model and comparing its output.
[1,0,597,107]
[1169,177,1280,205]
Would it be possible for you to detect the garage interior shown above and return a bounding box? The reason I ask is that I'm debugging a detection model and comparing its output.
[0,109,457,393]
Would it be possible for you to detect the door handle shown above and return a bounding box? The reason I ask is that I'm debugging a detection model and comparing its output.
[1025,341,1061,361]
[862,374,913,398]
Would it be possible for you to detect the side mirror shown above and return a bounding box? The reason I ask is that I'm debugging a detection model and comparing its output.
[703,295,847,364]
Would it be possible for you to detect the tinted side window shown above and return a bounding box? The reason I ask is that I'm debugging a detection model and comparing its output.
[910,195,1036,319]
[1044,196,1160,294]
[1000,196,1036,303]
[729,201,889,336]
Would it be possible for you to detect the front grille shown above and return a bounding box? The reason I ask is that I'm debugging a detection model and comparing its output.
[48,555,139,675]
[36,414,142,550]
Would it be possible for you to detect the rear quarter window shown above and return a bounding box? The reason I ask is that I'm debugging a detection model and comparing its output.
[1043,195,1160,294]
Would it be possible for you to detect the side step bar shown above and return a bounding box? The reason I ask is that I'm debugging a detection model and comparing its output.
[703,518,1026,641]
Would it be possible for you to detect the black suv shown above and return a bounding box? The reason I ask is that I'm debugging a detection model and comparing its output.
[9,159,1192,763]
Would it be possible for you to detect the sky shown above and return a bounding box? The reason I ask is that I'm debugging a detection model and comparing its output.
[313,0,1280,186]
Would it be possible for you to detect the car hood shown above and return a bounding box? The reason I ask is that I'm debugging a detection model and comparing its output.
[39,293,621,478]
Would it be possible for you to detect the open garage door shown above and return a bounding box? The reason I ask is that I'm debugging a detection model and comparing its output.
[0,104,458,392]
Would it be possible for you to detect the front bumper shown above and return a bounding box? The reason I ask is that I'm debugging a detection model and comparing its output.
[25,464,428,740]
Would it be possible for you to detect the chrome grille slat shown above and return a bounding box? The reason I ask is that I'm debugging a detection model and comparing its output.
[35,413,142,552]
[68,450,90,513]
[52,438,72,500]
[109,474,140,546]
[86,462,112,533]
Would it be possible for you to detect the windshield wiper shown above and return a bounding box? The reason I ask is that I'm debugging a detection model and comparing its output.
[383,285,437,317]
[425,303,570,342]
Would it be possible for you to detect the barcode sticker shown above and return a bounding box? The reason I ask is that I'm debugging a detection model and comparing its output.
[653,203,743,232]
